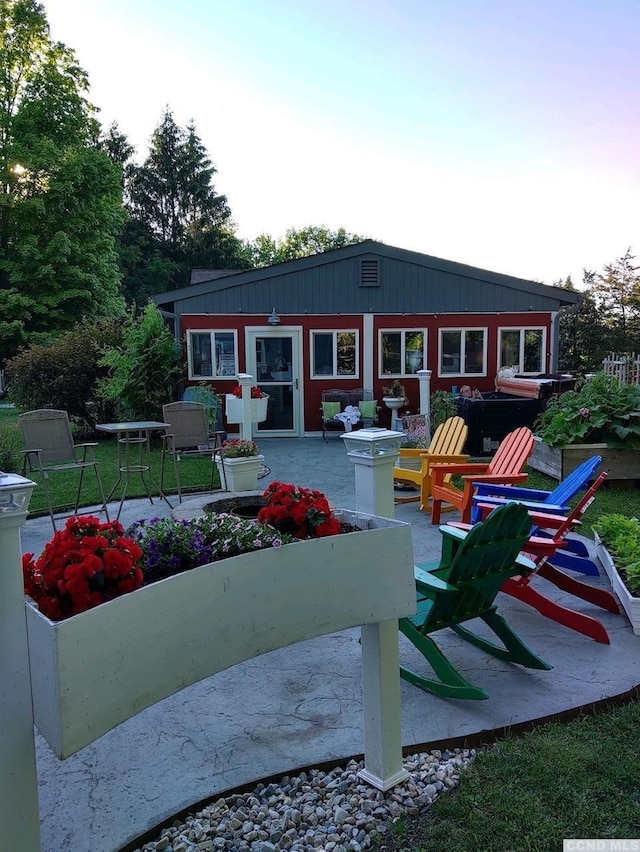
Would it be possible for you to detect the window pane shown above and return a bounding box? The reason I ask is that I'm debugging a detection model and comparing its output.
[523,329,543,372]
[441,330,461,373]
[382,332,402,374]
[500,331,520,368]
[191,333,212,377]
[313,333,333,376]
[405,331,424,373]
[214,332,236,376]
[337,332,356,375]
[464,330,484,374]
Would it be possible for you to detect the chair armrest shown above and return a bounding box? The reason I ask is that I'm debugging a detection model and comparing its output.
[527,509,581,529]
[422,453,469,465]
[21,448,43,455]
[471,495,570,514]
[464,473,528,486]
[473,482,551,501]
[431,462,490,475]
[74,442,98,449]
[414,566,457,593]
[440,524,468,543]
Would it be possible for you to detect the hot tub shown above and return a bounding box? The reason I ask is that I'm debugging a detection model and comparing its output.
[456,392,547,456]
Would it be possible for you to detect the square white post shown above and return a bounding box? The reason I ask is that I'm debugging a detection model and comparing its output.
[417,369,432,437]
[237,372,254,440]
[0,473,40,851]
[342,429,410,790]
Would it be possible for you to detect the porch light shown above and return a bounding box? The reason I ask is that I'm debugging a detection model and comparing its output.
[342,427,404,457]
[0,472,35,515]
[267,308,280,326]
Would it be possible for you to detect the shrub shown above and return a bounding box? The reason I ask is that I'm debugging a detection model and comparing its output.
[534,373,640,449]
[6,319,121,432]
[98,302,181,420]
[0,421,20,471]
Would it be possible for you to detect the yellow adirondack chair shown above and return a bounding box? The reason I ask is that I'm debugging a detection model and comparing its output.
[393,416,469,511]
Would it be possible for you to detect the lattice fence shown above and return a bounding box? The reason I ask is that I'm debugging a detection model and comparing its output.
[602,353,640,385]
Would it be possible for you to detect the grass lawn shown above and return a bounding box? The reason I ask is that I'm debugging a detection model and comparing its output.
[0,406,222,516]
[374,697,640,851]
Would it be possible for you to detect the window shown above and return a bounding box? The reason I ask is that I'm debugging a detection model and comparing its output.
[380,329,426,376]
[187,330,238,379]
[311,330,358,378]
[439,328,486,376]
[499,327,546,374]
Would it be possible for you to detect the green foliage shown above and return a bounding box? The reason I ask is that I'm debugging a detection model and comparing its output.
[6,319,122,431]
[246,225,368,267]
[125,110,245,291]
[0,1,125,361]
[592,514,640,596]
[534,373,640,449]
[0,420,20,471]
[98,303,181,420]
[430,389,457,433]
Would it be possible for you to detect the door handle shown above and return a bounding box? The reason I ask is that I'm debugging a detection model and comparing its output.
[295,378,298,389]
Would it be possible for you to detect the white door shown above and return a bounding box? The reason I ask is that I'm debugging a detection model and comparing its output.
[246,327,303,436]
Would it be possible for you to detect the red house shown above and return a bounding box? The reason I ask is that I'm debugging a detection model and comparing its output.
[154,241,581,437]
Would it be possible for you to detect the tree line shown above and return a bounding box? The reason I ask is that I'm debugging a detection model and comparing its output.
[0,0,636,378]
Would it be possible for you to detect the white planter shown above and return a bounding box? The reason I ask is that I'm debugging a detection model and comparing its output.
[225,394,269,424]
[595,534,640,635]
[215,454,264,492]
[383,397,405,411]
[24,509,415,759]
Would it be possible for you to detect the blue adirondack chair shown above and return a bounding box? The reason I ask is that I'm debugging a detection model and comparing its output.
[399,502,551,700]
[471,455,603,576]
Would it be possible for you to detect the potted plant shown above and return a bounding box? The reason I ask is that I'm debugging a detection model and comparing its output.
[215,438,265,492]
[22,487,415,760]
[382,380,408,411]
[225,385,269,424]
[530,373,640,481]
[592,514,640,634]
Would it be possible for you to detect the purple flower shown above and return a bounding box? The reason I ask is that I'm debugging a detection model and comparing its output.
[580,407,590,418]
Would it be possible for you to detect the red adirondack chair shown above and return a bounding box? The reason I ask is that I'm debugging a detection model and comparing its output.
[475,471,620,644]
[430,426,535,525]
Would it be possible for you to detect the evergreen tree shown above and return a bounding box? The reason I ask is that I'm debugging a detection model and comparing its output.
[126,109,245,290]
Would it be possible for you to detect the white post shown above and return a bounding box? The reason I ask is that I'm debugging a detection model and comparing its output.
[237,372,253,440]
[342,429,410,790]
[0,473,40,851]
[417,369,432,437]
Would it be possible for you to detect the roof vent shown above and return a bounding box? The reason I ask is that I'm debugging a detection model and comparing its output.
[359,258,380,287]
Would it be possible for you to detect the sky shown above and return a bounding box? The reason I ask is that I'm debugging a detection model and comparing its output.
[43,0,639,287]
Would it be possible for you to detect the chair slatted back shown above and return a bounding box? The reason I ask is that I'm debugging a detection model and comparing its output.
[486,427,534,477]
[19,409,77,465]
[162,402,209,450]
[529,471,609,545]
[430,416,467,456]
[422,502,532,631]
[545,455,602,507]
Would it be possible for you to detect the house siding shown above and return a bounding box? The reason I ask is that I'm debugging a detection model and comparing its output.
[156,241,580,435]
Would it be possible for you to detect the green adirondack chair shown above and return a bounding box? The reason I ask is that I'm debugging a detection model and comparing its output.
[399,501,551,700]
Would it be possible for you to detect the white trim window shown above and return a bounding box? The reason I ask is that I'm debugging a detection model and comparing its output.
[498,327,546,374]
[379,329,426,377]
[311,330,358,378]
[439,328,487,377]
[187,330,238,379]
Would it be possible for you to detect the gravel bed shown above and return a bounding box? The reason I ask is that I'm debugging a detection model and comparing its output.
[131,748,475,852]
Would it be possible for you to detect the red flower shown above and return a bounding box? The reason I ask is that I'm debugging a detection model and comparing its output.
[23,515,144,622]
[231,385,265,399]
[258,481,344,540]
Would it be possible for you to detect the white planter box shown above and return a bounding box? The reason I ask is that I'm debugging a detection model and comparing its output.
[595,534,640,635]
[225,394,269,424]
[215,454,264,491]
[25,509,415,759]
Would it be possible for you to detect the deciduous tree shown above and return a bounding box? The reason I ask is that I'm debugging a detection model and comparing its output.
[0,0,125,362]
[246,225,368,267]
